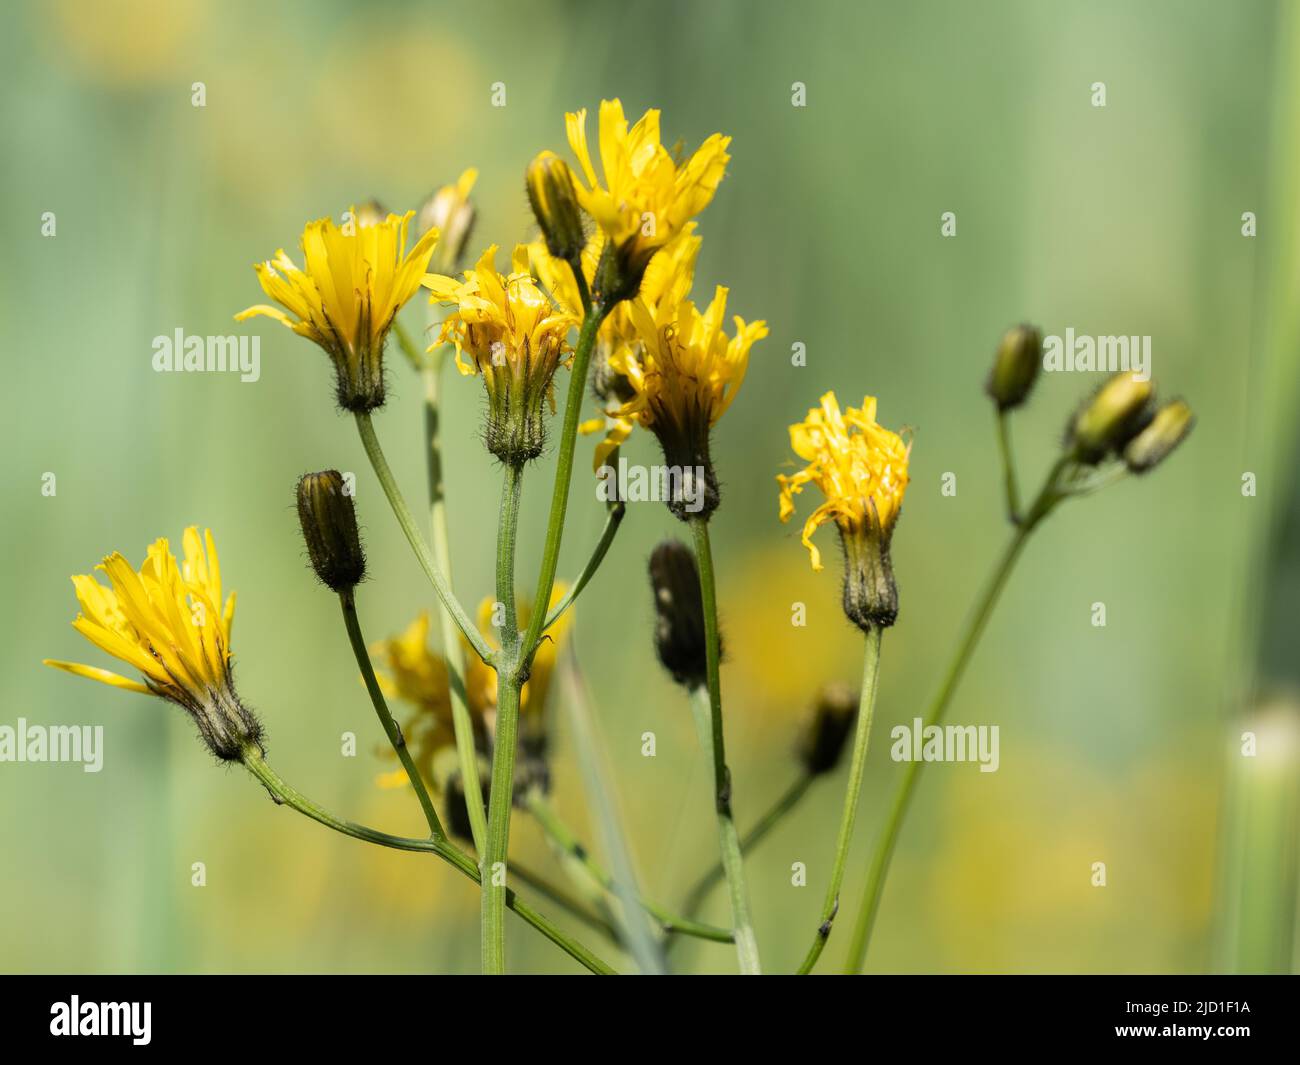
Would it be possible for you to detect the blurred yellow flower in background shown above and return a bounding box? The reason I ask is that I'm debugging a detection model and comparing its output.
[373,587,571,792]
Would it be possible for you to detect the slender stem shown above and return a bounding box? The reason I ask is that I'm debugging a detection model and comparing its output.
[678,774,815,923]
[526,792,734,944]
[240,748,616,974]
[392,319,427,372]
[995,408,1021,523]
[509,861,620,943]
[568,255,593,316]
[843,525,1034,972]
[422,356,488,857]
[520,304,607,662]
[339,589,445,841]
[688,516,761,973]
[559,639,666,974]
[796,624,883,973]
[545,500,625,629]
[482,461,525,974]
[354,411,494,665]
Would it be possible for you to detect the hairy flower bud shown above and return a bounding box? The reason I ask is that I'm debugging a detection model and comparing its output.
[527,151,586,263]
[797,682,859,776]
[1124,399,1194,473]
[297,470,366,593]
[648,540,713,689]
[986,323,1042,411]
[1069,372,1154,463]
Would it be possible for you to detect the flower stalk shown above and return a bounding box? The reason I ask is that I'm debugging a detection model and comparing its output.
[482,460,525,973]
[354,411,494,665]
[688,516,762,973]
[796,623,883,973]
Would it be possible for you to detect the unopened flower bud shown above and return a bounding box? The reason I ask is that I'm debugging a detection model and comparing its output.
[797,682,858,776]
[986,323,1042,411]
[297,470,366,593]
[648,540,714,689]
[355,199,388,228]
[1124,399,1194,473]
[1069,372,1154,463]
[527,151,585,263]
[418,168,478,275]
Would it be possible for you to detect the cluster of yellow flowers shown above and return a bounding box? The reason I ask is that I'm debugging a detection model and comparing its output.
[41,96,916,761]
[40,94,1199,980]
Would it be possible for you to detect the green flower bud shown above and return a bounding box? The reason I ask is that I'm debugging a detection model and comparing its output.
[1124,399,1194,473]
[1069,372,1154,463]
[527,151,586,263]
[296,470,366,593]
[986,323,1042,411]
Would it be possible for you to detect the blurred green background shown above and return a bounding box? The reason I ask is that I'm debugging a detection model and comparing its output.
[3,0,1297,974]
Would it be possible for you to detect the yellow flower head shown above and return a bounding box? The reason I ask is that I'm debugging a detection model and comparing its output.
[564,99,730,300]
[612,279,767,519]
[572,225,703,472]
[777,393,911,630]
[43,528,263,761]
[418,168,478,275]
[426,244,580,463]
[236,208,439,411]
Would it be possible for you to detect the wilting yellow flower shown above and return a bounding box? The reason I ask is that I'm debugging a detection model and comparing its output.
[235,209,439,411]
[778,393,911,630]
[426,244,579,463]
[418,167,478,274]
[564,99,730,298]
[43,528,263,760]
[610,279,767,518]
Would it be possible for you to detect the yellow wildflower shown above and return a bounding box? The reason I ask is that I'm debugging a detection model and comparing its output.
[612,278,767,518]
[43,528,262,760]
[778,392,911,629]
[236,209,439,411]
[563,98,730,299]
[426,244,579,463]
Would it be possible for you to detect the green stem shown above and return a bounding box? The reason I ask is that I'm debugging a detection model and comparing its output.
[843,523,1039,972]
[545,499,625,629]
[240,748,616,974]
[422,356,488,857]
[354,411,494,665]
[688,517,761,974]
[525,792,734,944]
[509,860,620,943]
[796,624,883,973]
[392,319,428,372]
[995,408,1021,523]
[558,638,666,974]
[678,774,815,923]
[339,588,445,841]
[482,461,525,974]
[520,303,607,662]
